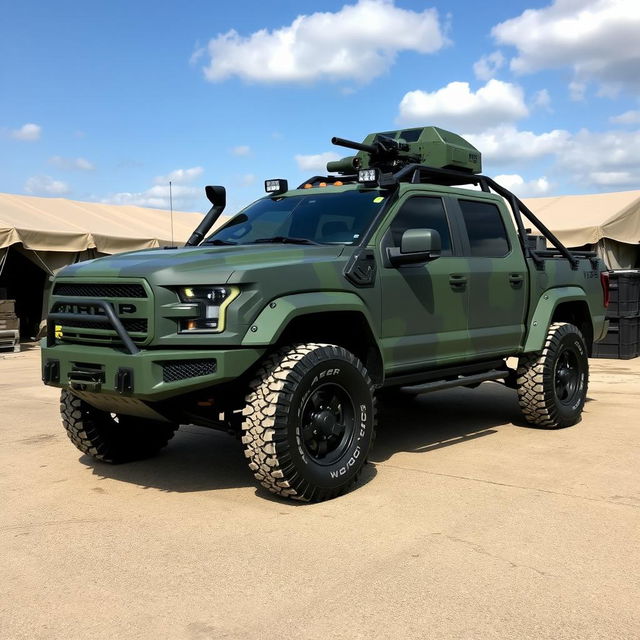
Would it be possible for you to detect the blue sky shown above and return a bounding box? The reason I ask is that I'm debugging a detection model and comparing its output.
[1,0,639,213]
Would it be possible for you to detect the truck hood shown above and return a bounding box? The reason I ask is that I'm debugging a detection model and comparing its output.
[56,244,346,286]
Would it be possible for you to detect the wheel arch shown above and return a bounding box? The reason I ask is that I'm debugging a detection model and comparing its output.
[550,301,594,354]
[242,292,384,385]
[523,287,594,355]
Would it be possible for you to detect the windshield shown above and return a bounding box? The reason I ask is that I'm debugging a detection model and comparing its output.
[204,189,388,246]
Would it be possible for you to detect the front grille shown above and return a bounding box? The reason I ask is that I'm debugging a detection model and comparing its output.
[51,281,151,346]
[61,318,148,333]
[161,359,217,383]
[53,283,147,298]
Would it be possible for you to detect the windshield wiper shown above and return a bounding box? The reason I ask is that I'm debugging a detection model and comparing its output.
[252,236,321,245]
[204,238,237,246]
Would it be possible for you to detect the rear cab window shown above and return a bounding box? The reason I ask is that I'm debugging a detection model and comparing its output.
[458,199,510,257]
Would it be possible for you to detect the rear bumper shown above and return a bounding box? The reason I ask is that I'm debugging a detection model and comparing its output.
[40,340,265,401]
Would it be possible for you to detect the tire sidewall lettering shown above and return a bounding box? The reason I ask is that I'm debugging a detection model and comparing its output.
[288,359,373,487]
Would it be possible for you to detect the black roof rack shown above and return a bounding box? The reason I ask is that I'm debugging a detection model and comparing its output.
[301,163,594,270]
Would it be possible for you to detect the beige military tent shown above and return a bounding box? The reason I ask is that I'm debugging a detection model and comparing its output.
[0,193,202,337]
[2,188,639,337]
[523,190,640,269]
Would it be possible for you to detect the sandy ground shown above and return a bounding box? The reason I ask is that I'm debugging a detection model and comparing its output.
[1,345,639,640]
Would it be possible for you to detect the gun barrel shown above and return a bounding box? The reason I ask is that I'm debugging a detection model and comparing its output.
[331,136,377,154]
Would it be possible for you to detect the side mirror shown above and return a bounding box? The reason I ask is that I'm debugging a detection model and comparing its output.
[387,228,441,266]
[205,185,226,208]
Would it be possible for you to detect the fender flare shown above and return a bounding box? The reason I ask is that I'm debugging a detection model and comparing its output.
[523,286,594,353]
[241,291,377,346]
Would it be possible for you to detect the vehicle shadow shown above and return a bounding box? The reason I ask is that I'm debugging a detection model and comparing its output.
[372,383,524,463]
[84,383,524,495]
[83,426,256,493]
[83,424,379,498]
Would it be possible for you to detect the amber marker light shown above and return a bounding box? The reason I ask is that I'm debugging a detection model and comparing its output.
[303,183,313,189]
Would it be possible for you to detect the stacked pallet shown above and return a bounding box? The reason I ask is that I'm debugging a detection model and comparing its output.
[0,300,20,353]
[593,270,640,360]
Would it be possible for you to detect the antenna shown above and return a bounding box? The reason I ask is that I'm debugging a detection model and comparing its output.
[169,180,174,247]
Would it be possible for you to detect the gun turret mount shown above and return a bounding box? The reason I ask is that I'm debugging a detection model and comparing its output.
[329,126,481,175]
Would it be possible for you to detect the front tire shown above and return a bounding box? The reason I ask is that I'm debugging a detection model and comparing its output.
[60,390,178,463]
[241,343,376,502]
[516,322,589,428]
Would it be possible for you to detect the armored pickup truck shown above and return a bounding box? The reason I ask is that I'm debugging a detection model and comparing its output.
[41,126,610,502]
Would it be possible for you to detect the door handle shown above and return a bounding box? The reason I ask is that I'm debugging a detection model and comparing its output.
[449,274,468,288]
[509,273,524,285]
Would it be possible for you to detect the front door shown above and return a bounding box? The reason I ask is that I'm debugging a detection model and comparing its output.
[378,193,471,375]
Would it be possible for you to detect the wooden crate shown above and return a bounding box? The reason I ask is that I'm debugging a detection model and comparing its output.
[0,315,20,330]
[0,330,20,353]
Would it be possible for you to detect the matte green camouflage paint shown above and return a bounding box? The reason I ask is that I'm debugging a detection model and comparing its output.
[41,181,607,411]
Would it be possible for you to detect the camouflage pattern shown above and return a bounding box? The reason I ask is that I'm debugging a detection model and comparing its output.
[41,180,607,405]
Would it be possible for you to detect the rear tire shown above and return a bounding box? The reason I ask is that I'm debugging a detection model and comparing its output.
[60,389,178,463]
[241,343,376,502]
[516,322,589,428]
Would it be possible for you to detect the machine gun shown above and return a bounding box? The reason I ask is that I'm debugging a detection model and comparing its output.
[327,126,483,176]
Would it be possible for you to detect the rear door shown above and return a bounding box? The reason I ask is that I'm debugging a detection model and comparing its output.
[378,192,471,374]
[453,197,528,357]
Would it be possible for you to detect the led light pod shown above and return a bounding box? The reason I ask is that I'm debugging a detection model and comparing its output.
[265,179,288,195]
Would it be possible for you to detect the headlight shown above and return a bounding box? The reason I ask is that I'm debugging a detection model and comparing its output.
[177,286,239,333]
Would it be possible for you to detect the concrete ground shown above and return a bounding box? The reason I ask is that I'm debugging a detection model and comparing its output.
[1,346,639,640]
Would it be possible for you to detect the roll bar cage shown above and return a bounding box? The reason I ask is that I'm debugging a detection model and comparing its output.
[299,164,598,270]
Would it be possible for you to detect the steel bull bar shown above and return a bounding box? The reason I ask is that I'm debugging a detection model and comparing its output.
[45,298,137,393]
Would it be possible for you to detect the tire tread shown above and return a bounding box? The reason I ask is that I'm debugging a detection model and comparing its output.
[241,343,376,502]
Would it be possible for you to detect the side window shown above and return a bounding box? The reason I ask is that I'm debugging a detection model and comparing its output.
[389,196,452,255]
[459,200,510,257]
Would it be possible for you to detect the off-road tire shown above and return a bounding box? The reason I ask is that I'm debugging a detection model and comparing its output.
[241,343,376,502]
[60,389,178,463]
[516,322,589,428]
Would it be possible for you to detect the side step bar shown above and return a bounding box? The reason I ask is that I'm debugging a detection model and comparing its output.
[400,369,509,395]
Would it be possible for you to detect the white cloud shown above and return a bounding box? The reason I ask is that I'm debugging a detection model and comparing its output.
[397,80,528,132]
[468,125,640,190]
[493,173,551,197]
[231,145,251,156]
[493,0,640,95]
[532,89,552,110]
[295,152,341,172]
[557,128,640,187]
[10,123,41,141]
[24,175,70,196]
[240,173,256,186]
[465,125,571,163]
[153,166,203,185]
[610,110,640,124]
[104,167,204,209]
[473,51,504,81]
[588,171,635,185]
[568,80,587,101]
[198,0,448,84]
[49,156,95,171]
[104,184,200,209]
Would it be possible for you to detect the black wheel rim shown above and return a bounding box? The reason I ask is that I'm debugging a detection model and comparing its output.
[299,383,355,466]
[553,347,582,405]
